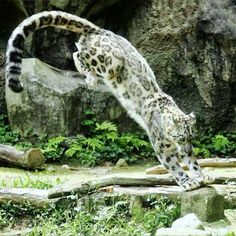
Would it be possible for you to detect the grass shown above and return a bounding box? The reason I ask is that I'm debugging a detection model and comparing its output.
[0,196,180,236]
[0,165,180,235]
[0,175,62,189]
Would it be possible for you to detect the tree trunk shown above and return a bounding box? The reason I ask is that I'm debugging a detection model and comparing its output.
[0,188,73,208]
[0,144,45,169]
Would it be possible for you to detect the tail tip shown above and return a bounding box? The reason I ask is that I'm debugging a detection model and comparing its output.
[8,78,24,93]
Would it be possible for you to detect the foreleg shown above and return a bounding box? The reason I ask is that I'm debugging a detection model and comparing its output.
[157,151,202,191]
[179,143,215,185]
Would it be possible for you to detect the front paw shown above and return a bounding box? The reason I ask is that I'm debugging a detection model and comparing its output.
[181,178,202,191]
[196,175,215,185]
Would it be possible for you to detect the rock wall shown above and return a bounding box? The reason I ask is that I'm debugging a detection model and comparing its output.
[125,0,236,130]
[2,0,236,135]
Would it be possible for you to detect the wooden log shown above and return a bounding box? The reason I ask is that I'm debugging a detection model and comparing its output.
[47,174,232,199]
[0,188,74,208]
[48,175,176,199]
[0,188,51,208]
[146,158,236,175]
[0,144,45,169]
[0,175,234,208]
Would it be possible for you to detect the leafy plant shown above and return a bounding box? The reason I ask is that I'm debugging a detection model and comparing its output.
[0,115,20,145]
[2,111,236,165]
[193,147,211,158]
[61,120,155,166]
[132,197,180,235]
[193,130,236,158]
[42,136,67,161]
[212,135,230,152]
[80,109,97,136]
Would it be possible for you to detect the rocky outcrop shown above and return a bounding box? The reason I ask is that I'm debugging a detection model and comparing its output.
[2,0,236,134]
[125,0,236,130]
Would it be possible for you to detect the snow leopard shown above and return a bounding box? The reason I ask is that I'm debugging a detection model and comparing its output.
[5,11,214,190]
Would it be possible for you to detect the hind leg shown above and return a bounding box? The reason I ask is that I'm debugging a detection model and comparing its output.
[179,143,215,185]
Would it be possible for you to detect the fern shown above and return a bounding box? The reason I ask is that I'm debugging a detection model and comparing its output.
[82,138,104,151]
[95,121,118,132]
[203,148,211,158]
[211,135,230,151]
[42,136,67,160]
[119,134,149,150]
[47,136,67,147]
[95,121,119,141]
[65,143,82,157]
[193,130,236,158]
[193,147,201,156]
[104,131,118,141]
[193,147,211,158]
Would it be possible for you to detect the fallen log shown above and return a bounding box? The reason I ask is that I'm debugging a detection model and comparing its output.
[0,175,235,208]
[47,174,233,199]
[0,144,45,169]
[146,158,236,175]
[48,175,176,198]
[0,188,74,208]
[0,188,52,208]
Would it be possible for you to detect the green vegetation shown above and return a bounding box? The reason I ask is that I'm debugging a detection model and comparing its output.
[1,114,236,235]
[1,113,236,166]
[43,121,155,166]
[0,175,62,189]
[193,130,236,158]
[0,113,155,166]
[0,115,20,145]
[225,232,236,236]
[0,196,180,235]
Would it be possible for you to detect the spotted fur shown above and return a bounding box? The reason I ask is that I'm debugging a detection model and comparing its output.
[5,11,214,191]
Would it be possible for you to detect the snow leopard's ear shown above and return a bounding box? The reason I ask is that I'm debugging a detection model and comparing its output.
[189,112,196,125]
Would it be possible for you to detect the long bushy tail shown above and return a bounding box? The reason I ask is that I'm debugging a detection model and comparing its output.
[5,11,99,92]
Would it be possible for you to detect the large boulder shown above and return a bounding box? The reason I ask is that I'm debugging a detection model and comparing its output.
[6,58,134,137]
